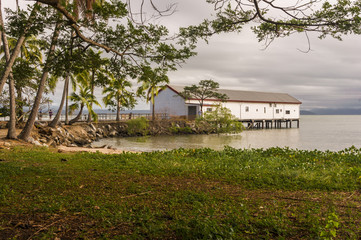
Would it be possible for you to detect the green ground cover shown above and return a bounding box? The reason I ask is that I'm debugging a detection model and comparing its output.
[0,146,361,239]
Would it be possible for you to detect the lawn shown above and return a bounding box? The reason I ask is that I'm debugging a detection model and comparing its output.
[0,146,360,239]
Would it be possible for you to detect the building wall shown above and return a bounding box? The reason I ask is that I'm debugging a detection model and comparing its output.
[152,88,187,116]
[196,100,300,120]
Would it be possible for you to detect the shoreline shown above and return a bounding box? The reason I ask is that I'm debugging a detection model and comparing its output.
[57,145,140,154]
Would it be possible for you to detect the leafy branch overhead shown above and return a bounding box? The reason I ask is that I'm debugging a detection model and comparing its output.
[180,0,361,46]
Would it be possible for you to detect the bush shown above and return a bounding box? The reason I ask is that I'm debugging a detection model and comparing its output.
[202,105,244,133]
[168,124,193,134]
[126,117,149,136]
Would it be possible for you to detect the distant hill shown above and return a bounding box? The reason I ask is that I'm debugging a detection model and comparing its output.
[302,108,361,115]
[300,110,316,115]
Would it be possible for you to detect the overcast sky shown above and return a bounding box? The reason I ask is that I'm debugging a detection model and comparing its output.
[4,0,361,111]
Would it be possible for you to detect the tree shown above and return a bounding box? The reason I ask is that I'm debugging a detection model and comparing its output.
[0,35,44,123]
[103,76,136,122]
[14,0,195,141]
[180,80,229,117]
[137,66,169,121]
[18,15,62,141]
[68,82,101,125]
[180,1,361,49]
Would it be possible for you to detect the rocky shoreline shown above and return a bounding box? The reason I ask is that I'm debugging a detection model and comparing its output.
[29,120,212,148]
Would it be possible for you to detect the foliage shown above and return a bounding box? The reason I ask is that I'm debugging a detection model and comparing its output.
[168,124,193,134]
[180,0,361,48]
[126,117,150,136]
[0,146,361,239]
[103,76,135,114]
[137,66,169,121]
[69,82,101,123]
[202,104,244,133]
[320,212,340,240]
[180,80,228,116]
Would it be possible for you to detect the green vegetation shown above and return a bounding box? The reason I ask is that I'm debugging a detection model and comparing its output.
[201,104,245,133]
[126,117,150,136]
[1,146,361,239]
[168,124,193,134]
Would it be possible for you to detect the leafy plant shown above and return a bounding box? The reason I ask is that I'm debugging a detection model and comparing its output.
[126,117,150,136]
[202,104,244,133]
[320,212,340,240]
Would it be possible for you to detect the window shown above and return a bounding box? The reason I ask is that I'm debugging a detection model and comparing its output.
[286,110,290,114]
[280,109,282,112]
[276,109,280,114]
[256,109,258,112]
[245,106,249,112]
[264,107,266,113]
[206,108,212,112]
[274,103,277,107]
[269,103,272,107]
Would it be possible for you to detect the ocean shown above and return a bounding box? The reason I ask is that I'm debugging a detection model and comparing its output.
[92,115,361,152]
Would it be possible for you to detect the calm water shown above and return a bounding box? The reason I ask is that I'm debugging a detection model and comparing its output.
[92,115,361,152]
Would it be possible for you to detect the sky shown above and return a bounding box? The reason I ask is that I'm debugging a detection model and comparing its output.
[4,0,361,111]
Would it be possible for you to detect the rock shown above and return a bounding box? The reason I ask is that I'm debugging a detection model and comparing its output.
[33,140,42,146]
[109,130,117,137]
[89,123,97,131]
[4,142,11,147]
[34,121,46,128]
[67,143,78,147]
[96,128,103,134]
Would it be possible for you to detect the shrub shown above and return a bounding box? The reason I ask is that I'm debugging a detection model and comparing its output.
[202,105,244,133]
[126,117,149,136]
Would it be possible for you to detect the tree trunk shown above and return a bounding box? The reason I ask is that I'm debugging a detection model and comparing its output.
[69,104,84,125]
[152,100,155,121]
[49,74,69,127]
[15,86,24,122]
[0,3,39,94]
[6,75,16,139]
[116,97,120,122]
[65,80,69,124]
[87,70,95,123]
[0,0,16,139]
[18,20,61,141]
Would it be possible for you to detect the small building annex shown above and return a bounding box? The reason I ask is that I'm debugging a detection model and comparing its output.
[153,85,302,124]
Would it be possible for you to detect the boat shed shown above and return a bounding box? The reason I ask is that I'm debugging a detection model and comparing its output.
[152,85,302,128]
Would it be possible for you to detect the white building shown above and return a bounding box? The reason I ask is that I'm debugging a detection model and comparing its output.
[153,85,301,122]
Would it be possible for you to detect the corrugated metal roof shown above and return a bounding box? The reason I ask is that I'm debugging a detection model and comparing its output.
[167,85,302,104]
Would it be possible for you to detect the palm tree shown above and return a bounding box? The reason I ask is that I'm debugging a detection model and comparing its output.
[103,76,135,121]
[68,83,101,125]
[1,35,44,123]
[137,66,169,121]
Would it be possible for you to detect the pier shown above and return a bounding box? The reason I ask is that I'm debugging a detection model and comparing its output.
[240,119,300,129]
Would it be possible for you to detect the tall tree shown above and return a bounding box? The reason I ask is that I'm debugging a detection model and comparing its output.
[0,2,41,94]
[180,80,229,117]
[137,66,169,121]
[18,18,62,141]
[0,0,16,139]
[103,76,135,122]
[1,36,44,123]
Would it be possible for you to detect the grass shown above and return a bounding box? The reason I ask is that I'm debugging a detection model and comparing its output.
[0,146,361,239]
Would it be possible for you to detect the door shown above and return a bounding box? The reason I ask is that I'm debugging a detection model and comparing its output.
[188,106,197,120]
